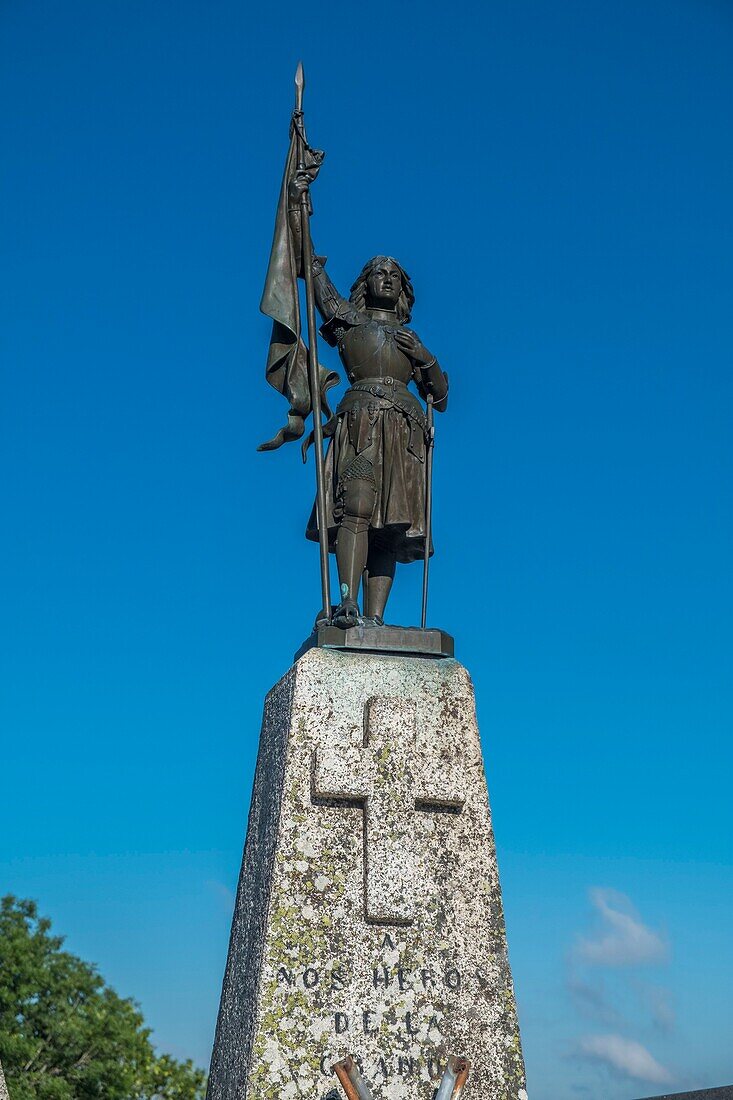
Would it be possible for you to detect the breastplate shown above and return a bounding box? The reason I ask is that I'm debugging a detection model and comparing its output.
[339,320,413,384]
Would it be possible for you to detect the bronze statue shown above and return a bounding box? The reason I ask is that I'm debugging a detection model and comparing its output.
[260,66,448,630]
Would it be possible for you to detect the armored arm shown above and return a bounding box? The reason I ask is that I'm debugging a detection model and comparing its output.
[287,179,350,325]
[416,355,449,412]
[310,257,351,324]
[393,328,449,412]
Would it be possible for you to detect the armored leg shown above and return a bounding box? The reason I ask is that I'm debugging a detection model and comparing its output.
[364,544,396,623]
[334,475,376,628]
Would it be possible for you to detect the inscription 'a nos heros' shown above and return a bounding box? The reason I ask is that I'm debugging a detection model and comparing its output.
[275,964,461,992]
[276,932,462,993]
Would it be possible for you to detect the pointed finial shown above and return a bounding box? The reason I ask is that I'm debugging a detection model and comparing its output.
[294,61,305,111]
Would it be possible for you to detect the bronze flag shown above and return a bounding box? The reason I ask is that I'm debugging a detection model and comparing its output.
[258,114,338,451]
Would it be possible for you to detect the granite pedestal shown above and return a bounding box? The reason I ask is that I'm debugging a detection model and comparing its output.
[207,648,526,1100]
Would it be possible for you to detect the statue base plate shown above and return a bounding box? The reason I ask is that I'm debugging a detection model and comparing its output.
[295,623,454,661]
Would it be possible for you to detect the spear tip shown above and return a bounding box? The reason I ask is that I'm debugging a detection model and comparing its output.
[294,61,305,110]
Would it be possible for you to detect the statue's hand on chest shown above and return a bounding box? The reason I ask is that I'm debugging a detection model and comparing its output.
[340,321,414,383]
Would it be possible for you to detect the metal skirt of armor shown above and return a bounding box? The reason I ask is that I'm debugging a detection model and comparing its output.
[305,381,432,564]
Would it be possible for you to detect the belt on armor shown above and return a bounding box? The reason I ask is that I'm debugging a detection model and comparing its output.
[343,380,428,435]
[349,375,407,396]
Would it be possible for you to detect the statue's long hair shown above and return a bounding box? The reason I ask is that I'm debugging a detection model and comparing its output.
[349,256,415,324]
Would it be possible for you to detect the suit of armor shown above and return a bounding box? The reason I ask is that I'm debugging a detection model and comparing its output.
[303,257,449,626]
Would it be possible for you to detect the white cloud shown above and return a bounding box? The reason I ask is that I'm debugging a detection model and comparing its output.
[575,888,668,967]
[578,1033,674,1085]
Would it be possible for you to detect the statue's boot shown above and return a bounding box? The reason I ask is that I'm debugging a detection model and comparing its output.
[333,518,365,628]
[332,597,360,629]
[333,477,375,629]
[365,546,396,625]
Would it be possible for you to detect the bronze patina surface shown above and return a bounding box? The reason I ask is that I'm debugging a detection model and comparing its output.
[259,66,448,633]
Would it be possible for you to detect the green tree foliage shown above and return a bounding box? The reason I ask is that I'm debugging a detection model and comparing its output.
[0,897,206,1100]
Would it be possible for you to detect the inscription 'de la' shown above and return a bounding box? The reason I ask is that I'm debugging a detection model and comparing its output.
[312,696,467,923]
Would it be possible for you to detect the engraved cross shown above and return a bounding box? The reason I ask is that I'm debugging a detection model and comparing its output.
[312,696,466,924]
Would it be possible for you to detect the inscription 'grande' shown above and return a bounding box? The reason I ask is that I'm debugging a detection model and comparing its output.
[312,696,466,923]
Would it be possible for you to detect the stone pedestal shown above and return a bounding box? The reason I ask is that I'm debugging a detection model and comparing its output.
[207,649,526,1100]
[0,1060,9,1100]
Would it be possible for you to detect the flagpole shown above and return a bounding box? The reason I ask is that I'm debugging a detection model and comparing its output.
[295,62,332,624]
[421,394,435,629]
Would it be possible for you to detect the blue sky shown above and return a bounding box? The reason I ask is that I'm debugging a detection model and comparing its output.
[1,1,732,1096]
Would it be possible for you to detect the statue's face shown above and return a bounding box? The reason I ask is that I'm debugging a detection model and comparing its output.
[366,260,402,306]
